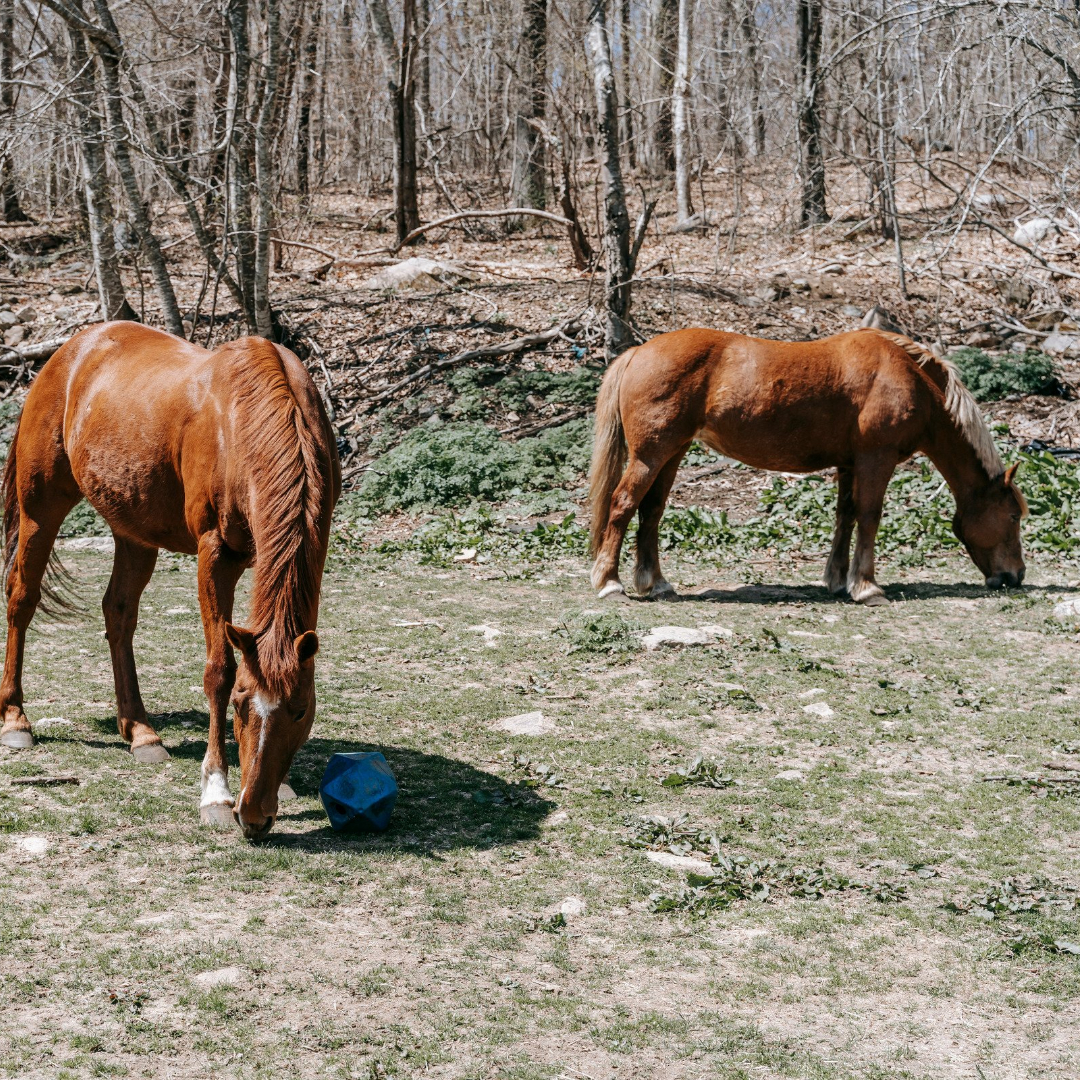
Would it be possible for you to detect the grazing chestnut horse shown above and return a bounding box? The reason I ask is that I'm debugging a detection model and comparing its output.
[1,322,340,839]
[589,328,1027,605]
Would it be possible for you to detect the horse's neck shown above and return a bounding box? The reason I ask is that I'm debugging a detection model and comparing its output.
[921,410,993,505]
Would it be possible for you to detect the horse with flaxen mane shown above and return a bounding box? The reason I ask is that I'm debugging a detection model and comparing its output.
[589,328,1027,604]
[1,322,340,839]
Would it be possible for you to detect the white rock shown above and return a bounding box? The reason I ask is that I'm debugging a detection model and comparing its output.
[645,850,714,875]
[60,536,115,552]
[4,325,26,347]
[0,310,16,329]
[15,836,49,855]
[15,305,36,323]
[797,688,825,699]
[453,547,477,563]
[1053,598,1080,622]
[559,897,586,917]
[1013,217,1054,246]
[468,623,502,646]
[362,257,473,292]
[1042,332,1078,357]
[775,769,805,782]
[194,966,245,988]
[641,624,730,651]
[165,607,191,615]
[494,710,553,736]
[802,701,835,718]
[35,717,70,728]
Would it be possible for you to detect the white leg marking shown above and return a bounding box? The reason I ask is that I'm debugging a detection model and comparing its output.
[598,581,625,599]
[200,772,233,808]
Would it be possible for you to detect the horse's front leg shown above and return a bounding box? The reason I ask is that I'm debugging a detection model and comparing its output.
[847,454,895,606]
[103,538,166,761]
[196,534,245,827]
[824,467,855,595]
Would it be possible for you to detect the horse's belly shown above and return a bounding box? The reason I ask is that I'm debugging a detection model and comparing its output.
[699,404,853,473]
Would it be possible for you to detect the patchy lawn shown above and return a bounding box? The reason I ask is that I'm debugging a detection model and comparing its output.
[1,541,1079,1079]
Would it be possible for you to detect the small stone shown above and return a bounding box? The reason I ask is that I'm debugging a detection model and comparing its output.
[841,304,863,318]
[494,710,553,736]
[1042,332,1078,357]
[0,310,17,329]
[52,306,76,321]
[775,769,805,782]
[453,547,477,563]
[641,624,731,651]
[35,717,70,728]
[1013,218,1054,246]
[15,836,49,855]
[468,623,502,646]
[3,325,25,347]
[194,966,245,988]
[1052,598,1080,622]
[559,897,586,917]
[802,701,835,718]
[645,850,713,875]
[15,305,36,323]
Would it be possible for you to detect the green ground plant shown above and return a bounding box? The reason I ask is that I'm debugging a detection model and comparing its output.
[949,348,1060,401]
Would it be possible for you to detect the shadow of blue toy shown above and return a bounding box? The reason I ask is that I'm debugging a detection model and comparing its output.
[319,751,398,833]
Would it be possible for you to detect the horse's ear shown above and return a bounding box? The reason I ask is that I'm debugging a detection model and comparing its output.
[225,623,258,658]
[1004,462,1020,487]
[295,631,319,663]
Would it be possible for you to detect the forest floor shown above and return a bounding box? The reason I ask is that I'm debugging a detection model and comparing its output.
[1,543,1079,1079]
[1,160,1079,1078]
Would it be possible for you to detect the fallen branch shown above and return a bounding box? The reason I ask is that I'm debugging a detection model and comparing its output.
[393,208,577,252]
[363,317,582,408]
[500,407,587,440]
[0,336,68,366]
[11,774,79,786]
[1045,761,1080,774]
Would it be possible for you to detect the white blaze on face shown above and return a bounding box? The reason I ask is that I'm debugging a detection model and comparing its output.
[253,691,280,722]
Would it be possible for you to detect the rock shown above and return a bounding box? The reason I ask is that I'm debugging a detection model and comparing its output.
[645,850,713,875]
[1042,332,1079,357]
[453,548,477,563]
[802,701,835,718]
[469,623,502,646]
[362,257,473,292]
[35,716,70,728]
[15,836,49,855]
[841,304,863,319]
[494,710,553,736]
[1013,217,1055,246]
[1052,598,1080,622]
[775,769,805,782]
[194,966,245,988]
[641,624,732,650]
[52,306,76,321]
[820,262,846,275]
[3,325,26,347]
[754,285,779,303]
[15,305,36,323]
[60,536,115,552]
[964,331,1000,348]
[0,310,17,329]
[558,897,586,917]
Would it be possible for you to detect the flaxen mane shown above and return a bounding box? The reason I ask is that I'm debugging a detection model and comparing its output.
[225,340,328,692]
[867,329,1003,477]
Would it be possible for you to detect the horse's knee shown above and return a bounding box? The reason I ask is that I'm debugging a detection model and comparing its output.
[204,657,236,701]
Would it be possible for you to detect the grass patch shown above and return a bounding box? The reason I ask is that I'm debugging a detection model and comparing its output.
[950,347,1060,401]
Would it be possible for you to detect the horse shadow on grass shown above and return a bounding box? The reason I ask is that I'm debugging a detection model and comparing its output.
[76,714,554,855]
[630,580,1068,605]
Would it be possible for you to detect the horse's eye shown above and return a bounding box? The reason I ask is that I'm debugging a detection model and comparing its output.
[293,709,307,723]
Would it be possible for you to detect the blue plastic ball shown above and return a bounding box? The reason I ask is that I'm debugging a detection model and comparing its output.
[319,751,398,833]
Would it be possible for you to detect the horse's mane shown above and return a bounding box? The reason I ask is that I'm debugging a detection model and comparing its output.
[224,339,327,692]
[867,329,1003,478]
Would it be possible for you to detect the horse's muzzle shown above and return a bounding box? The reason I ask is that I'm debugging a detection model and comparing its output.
[234,807,275,841]
[986,569,1024,590]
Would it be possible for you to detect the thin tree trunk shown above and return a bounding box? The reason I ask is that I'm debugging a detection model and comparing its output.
[67,25,135,321]
[297,0,323,200]
[367,0,422,245]
[416,0,430,126]
[620,0,635,169]
[673,0,693,221]
[253,0,281,339]
[586,1,633,359]
[226,0,258,328]
[796,0,828,225]
[653,0,676,174]
[0,0,27,221]
[511,0,547,213]
[740,0,765,155]
[87,5,183,333]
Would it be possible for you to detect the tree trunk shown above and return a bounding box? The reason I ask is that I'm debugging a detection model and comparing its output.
[226,0,258,329]
[585,2,633,359]
[367,0,422,246]
[297,0,323,200]
[511,0,547,213]
[653,0,676,174]
[740,0,765,155]
[67,25,135,322]
[253,0,282,339]
[88,6,183,333]
[672,0,693,221]
[620,0,636,170]
[0,0,27,222]
[796,0,828,225]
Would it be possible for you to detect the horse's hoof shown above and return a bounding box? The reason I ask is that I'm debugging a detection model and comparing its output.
[0,728,33,749]
[597,581,625,599]
[278,782,297,802]
[648,581,679,601]
[131,743,170,764]
[859,593,890,607]
[200,802,235,829]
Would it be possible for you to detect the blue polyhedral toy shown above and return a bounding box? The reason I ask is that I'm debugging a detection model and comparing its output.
[319,752,398,833]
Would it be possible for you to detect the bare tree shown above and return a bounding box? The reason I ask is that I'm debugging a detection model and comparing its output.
[653,0,676,175]
[673,0,694,221]
[796,0,828,224]
[511,0,547,213]
[0,0,27,221]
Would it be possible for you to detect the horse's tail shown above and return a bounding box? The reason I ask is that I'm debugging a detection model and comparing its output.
[589,347,634,556]
[2,417,20,587]
[863,328,1002,477]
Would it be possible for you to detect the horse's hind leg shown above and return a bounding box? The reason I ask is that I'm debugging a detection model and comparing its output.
[591,456,663,598]
[102,538,167,762]
[824,467,855,595]
[633,448,689,598]
[1,485,81,748]
[847,454,894,606]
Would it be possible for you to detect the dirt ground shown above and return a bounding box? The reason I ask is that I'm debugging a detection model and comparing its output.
[1,541,1079,1080]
